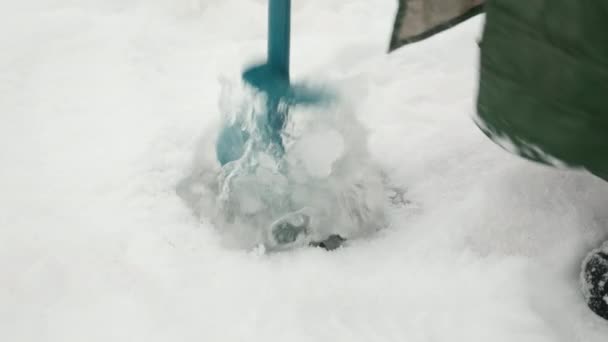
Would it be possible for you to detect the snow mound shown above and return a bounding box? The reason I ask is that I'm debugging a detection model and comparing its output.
[178,77,387,250]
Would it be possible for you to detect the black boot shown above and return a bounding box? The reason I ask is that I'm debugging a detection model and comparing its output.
[581,242,608,320]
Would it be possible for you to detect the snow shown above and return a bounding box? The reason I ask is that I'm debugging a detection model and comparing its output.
[2,0,608,341]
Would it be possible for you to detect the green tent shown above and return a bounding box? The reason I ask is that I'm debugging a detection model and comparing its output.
[390,0,608,180]
[476,1,608,180]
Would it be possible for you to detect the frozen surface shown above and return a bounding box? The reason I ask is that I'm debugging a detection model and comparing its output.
[2,0,608,341]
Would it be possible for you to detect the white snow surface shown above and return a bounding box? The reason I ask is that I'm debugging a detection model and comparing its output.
[2,0,608,341]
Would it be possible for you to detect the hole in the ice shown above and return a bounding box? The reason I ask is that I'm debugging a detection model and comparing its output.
[177,78,396,251]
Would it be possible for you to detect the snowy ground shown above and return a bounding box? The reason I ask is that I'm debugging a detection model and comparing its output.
[2,0,608,341]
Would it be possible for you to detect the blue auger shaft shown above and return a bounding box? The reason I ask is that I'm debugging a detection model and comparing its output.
[268,0,291,80]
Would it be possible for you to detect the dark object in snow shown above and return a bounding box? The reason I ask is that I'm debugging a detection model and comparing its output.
[581,243,608,320]
[310,235,346,251]
[387,186,410,208]
[270,211,311,246]
[270,211,346,251]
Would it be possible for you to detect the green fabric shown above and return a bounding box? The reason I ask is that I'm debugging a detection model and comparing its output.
[476,0,608,180]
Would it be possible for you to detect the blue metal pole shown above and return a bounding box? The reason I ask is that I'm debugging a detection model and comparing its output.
[216,0,293,166]
[268,0,291,80]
